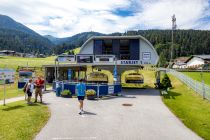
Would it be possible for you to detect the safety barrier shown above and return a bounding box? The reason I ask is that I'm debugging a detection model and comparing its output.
[160,68,210,100]
[53,81,122,97]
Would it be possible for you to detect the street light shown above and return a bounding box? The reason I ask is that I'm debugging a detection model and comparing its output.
[170,14,177,68]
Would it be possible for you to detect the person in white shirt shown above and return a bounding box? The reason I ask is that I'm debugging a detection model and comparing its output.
[26,79,34,104]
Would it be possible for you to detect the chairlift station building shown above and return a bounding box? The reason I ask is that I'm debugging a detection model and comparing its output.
[43,35,159,83]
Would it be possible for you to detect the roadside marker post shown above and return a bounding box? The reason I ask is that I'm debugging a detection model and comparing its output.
[3,74,6,106]
[97,83,99,100]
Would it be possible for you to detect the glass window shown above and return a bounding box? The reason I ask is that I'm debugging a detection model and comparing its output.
[120,40,130,60]
[102,39,113,54]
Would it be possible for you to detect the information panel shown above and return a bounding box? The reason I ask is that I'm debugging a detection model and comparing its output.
[108,85,114,94]
[0,69,15,85]
[18,70,34,83]
[57,55,75,63]
[142,52,151,60]
[77,55,93,63]
[95,55,115,63]
[68,69,72,80]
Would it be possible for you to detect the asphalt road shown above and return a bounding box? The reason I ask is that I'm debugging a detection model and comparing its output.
[35,89,202,140]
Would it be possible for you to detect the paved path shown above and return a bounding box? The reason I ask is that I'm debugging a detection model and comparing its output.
[0,95,25,105]
[35,89,202,140]
[0,88,52,105]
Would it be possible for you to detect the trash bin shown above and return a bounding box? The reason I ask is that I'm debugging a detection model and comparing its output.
[56,81,61,96]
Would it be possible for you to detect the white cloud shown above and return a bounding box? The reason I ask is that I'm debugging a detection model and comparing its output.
[0,0,209,37]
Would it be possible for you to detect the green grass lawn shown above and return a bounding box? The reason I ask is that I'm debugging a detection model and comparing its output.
[0,56,55,70]
[0,84,24,100]
[162,75,210,140]
[0,100,50,140]
[0,56,55,100]
[182,72,210,85]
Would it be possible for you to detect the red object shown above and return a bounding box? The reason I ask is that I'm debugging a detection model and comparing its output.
[35,79,44,87]
[19,69,34,72]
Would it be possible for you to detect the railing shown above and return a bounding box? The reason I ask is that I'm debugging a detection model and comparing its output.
[160,68,210,100]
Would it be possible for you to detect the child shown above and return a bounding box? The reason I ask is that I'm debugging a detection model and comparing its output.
[26,79,34,104]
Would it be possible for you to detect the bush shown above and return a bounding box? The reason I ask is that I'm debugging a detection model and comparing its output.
[61,90,71,96]
[86,89,96,96]
[161,74,172,90]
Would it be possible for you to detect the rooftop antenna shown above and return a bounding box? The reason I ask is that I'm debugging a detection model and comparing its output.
[89,25,93,32]
[124,29,127,36]
[170,14,177,67]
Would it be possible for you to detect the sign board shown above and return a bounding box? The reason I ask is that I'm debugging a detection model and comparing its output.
[68,69,72,80]
[77,55,94,63]
[57,55,75,63]
[117,60,140,65]
[95,55,115,63]
[0,69,15,85]
[18,70,34,83]
[142,52,151,60]
[108,85,114,94]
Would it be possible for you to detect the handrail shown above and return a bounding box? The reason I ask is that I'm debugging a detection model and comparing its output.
[159,68,210,100]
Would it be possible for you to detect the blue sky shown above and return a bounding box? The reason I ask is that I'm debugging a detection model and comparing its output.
[0,0,209,37]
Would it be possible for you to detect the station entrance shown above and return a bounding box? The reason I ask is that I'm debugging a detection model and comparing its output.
[43,58,150,97]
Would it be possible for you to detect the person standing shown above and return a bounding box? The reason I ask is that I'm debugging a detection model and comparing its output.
[76,79,86,115]
[26,79,34,104]
[34,76,44,103]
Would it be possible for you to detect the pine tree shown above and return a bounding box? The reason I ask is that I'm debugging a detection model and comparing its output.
[161,74,172,89]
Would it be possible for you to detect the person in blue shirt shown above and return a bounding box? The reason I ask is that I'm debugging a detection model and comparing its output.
[76,79,86,115]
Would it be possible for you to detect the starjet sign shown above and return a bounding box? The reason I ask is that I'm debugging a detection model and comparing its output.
[120,60,139,65]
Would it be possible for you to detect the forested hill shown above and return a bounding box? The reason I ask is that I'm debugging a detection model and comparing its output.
[51,32,105,54]
[0,15,54,54]
[53,30,210,60]
[137,30,210,57]
[0,14,209,58]
[134,30,210,66]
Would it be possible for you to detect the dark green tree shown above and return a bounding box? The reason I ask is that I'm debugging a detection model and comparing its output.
[161,74,172,90]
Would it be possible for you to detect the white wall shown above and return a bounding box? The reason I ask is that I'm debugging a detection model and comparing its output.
[79,40,94,54]
[140,39,158,65]
[172,64,187,69]
[187,57,204,67]
[79,37,159,65]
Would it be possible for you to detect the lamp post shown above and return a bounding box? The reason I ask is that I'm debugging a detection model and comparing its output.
[170,14,177,67]
[3,73,6,106]
[113,57,118,83]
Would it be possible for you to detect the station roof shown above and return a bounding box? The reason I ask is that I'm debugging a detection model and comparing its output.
[43,64,143,74]
[90,35,143,39]
[185,55,210,63]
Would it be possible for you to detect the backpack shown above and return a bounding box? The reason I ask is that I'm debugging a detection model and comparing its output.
[23,82,28,92]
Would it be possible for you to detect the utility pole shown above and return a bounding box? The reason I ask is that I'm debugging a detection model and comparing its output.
[170,14,177,67]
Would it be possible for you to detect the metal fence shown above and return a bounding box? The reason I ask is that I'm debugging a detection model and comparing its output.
[160,68,210,100]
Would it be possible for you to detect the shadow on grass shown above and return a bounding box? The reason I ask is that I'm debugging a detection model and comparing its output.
[28,103,41,106]
[162,91,181,99]
[2,105,25,111]
[2,103,41,111]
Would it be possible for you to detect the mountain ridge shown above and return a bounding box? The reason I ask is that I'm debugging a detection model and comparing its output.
[0,14,54,54]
